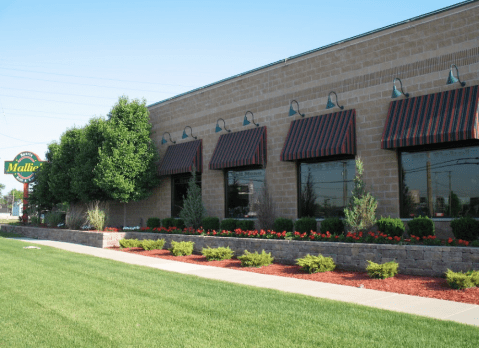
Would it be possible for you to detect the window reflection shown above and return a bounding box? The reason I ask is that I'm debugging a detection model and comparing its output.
[226,169,265,218]
[299,160,355,218]
[401,146,479,218]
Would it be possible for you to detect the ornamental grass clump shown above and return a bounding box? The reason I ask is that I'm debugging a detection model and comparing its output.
[445,269,479,290]
[296,254,336,273]
[366,260,399,279]
[169,241,194,256]
[238,250,274,267]
[201,246,234,261]
[139,239,165,251]
[119,238,141,249]
[85,201,108,231]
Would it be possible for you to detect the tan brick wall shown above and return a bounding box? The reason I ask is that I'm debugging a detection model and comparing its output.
[109,2,479,226]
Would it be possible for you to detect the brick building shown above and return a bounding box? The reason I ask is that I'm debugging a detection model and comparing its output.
[109,1,479,236]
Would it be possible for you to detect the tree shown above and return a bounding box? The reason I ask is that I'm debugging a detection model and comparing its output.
[0,183,5,197]
[179,168,205,229]
[344,157,377,232]
[300,168,318,217]
[449,191,461,217]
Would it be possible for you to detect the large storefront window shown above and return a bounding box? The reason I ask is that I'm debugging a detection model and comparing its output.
[226,168,265,218]
[299,159,355,218]
[400,146,479,218]
[172,173,201,218]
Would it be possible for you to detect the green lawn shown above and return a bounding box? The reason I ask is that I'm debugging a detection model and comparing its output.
[0,237,477,348]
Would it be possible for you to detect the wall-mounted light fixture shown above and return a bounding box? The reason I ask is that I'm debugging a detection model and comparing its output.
[446,64,466,87]
[182,126,197,140]
[288,100,305,117]
[215,118,231,133]
[326,91,344,110]
[391,78,410,98]
[243,111,259,127]
[161,132,176,145]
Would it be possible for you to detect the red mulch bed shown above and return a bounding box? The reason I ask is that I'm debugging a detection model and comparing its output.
[108,247,479,305]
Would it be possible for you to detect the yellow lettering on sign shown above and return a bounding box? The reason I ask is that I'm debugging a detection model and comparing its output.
[7,163,18,172]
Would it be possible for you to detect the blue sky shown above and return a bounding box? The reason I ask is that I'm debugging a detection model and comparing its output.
[0,0,467,194]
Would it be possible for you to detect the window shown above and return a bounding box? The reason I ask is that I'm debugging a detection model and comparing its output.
[400,146,479,218]
[171,173,201,218]
[299,159,355,218]
[226,168,265,218]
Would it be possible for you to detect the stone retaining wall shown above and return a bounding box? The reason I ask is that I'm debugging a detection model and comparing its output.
[2,224,478,277]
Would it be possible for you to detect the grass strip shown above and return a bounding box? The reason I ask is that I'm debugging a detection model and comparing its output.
[0,237,478,348]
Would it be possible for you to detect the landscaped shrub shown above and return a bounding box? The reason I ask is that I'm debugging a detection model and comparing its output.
[162,218,185,229]
[119,238,141,249]
[66,204,84,230]
[236,220,255,231]
[201,246,234,261]
[445,269,479,290]
[294,217,317,234]
[169,241,194,256]
[407,216,434,238]
[139,239,165,251]
[201,217,220,231]
[146,217,161,229]
[85,201,108,231]
[450,217,479,241]
[238,250,274,267]
[296,254,336,273]
[366,260,399,279]
[320,217,344,235]
[30,216,42,226]
[45,211,64,227]
[376,216,405,238]
[273,218,294,232]
[220,218,237,232]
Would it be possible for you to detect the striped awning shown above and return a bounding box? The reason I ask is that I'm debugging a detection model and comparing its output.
[209,127,267,170]
[382,85,479,149]
[280,109,356,161]
[158,139,202,176]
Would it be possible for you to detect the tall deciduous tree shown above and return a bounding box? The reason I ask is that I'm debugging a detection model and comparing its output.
[94,96,160,224]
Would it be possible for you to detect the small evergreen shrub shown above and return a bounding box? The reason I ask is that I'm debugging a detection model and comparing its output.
[238,250,274,267]
[179,170,206,229]
[220,218,237,232]
[407,216,434,238]
[366,260,399,279]
[294,217,317,234]
[201,246,234,261]
[201,217,220,231]
[376,216,405,238]
[273,218,294,232]
[45,211,64,227]
[169,241,194,256]
[320,217,344,235]
[296,254,336,273]
[140,239,165,251]
[445,269,479,290]
[147,217,161,229]
[236,220,255,231]
[162,218,185,230]
[450,217,479,241]
[119,238,141,249]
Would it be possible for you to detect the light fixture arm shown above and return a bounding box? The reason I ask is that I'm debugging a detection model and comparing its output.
[393,78,410,98]
[244,111,259,127]
[183,126,197,139]
[216,118,231,132]
[161,131,176,145]
[290,100,305,117]
[328,91,344,110]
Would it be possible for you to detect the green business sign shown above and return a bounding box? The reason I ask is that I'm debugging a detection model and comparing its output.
[4,151,43,183]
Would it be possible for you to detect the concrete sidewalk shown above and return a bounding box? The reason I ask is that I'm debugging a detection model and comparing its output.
[13,237,479,327]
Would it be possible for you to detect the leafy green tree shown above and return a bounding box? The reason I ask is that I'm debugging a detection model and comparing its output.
[344,157,377,232]
[94,96,160,224]
[179,168,205,229]
[449,191,461,217]
[0,183,5,197]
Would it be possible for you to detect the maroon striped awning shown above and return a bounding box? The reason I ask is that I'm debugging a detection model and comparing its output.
[209,127,267,170]
[381,85,479,149]
[280,109,356,161]
[158,139,202,176]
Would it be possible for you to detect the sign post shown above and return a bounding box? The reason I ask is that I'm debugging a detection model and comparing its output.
[4,151,44,223]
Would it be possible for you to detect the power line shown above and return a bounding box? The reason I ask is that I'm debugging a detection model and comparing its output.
[0,94,111,107]
[0,67,196,88]
[0,86,117,100]
[3,112,85,121]
[0,73,181,94]
[4,107,93,117]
